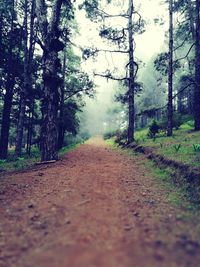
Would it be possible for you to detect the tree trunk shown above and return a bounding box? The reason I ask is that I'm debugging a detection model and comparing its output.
[0,0,15,159]
[58,51,66,150]
[186,0,196,40]
[15,0,29,156]
[167,0,174,136]
[0,79,15,159]
[177,87,184,114]
[36,0,64,161]
[26,0,36,156]
[40,51,60,161]
[127,0,135,143]
[194,0,200,130]
[57,88,65,149]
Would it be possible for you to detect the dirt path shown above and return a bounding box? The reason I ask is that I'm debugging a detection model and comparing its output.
[0,137,200,267]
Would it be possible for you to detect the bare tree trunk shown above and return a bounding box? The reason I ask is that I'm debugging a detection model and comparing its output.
[40,51,60,161]
[26,102,35,155]
[35,0,64,161]
[167,0,174,136]
[186,0,196,40]
[58,51,66,150]
[15,0,29,156]
[0,79,15,159]
[194,0,200,130]
[26,0,36,155]
[127,0,135,143]
[0,0,15,159]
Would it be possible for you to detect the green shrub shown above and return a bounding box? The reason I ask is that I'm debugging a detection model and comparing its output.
[115,130,127,143]
[158,113,193,131]
[193,144,200,152]
[103,130,117,140]
[173,144,181,152]
[148,120,160,139]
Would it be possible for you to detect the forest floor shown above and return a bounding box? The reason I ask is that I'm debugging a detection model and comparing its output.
[1,137,200,267]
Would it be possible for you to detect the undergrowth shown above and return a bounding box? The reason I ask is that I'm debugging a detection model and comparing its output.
[0,144,80,174]
[135,120,200,167]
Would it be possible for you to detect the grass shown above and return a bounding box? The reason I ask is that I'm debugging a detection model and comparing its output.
[0,144,80,173]
[135,120,200,167]
[145,160,191,208]
[0,147,40,173]
[107,136,197,210]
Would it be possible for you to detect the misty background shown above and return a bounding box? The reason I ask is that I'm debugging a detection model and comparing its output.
[74,0,169,135]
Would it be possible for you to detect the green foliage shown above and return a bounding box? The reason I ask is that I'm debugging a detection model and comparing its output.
[103,130,116,140]
[79,0,101,21]
[173,144,181,153]
[154,52,181,75]
[99,27,126,46]
[157,113,191,131]
[82,47,98,60]
[115,130,127,143]
[193,144,200,153]
[134,119,200,167]
[148,120,160,138]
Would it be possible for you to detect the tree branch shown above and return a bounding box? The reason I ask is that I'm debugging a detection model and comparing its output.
[35,0,48,39]
[49,0,65,32]
[174,43,195,63]
[137,82,194,116]
[96,48,129,54]
[96,7,128,19]
[94,72,128,81]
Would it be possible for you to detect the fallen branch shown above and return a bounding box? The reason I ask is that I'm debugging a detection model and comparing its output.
[36,160,57,165]
[74,199,91,207]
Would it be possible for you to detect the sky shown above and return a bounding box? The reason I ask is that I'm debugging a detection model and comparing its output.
[74,0,169,133]
[75,0,168,65]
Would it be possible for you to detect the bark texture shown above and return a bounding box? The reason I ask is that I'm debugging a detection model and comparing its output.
[0,0,15,159]
[194,0,200,130]
[35,0,65,161]
[167,0,174,137]
[15,0,29,156]
[127,0,135,143]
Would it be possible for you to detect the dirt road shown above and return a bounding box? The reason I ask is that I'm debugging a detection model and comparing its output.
[0,137,200,267]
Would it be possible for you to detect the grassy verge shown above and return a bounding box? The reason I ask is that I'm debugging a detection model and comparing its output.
[145,160,194,210]
[134,120,200,168]
[0,144,80,173]
[106,138,198,210]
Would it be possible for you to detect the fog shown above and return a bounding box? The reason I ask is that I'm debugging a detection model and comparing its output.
[75,0,169,135]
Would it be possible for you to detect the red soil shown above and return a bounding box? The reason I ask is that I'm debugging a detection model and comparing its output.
[0,137,200,267]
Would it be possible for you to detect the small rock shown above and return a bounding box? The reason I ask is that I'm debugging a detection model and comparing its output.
[155,240,163,247]
[124,225,133,231]
[176,214,183,220]
[133,211,140,217]
[64,219,71,225]
[0,190,5,195]
[168,214,173,219]
[154,252,164,261]
[28,203,34,209]
[38,172,44,177]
